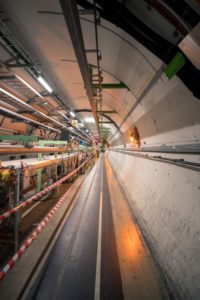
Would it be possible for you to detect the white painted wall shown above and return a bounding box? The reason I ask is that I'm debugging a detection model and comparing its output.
[109,72,200,299]
[112,73,200,149]
[107,150,200,299]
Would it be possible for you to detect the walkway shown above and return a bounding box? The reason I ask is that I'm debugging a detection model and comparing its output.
[25,155,167,299]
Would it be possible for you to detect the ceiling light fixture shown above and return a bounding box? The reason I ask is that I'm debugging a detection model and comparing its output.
[37,76,53,93]
[85,117,95,123]
[70,111,75,117]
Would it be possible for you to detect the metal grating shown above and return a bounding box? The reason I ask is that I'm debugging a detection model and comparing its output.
[0,90,49,123]
[0,67,42,101]
[0,106,60,132]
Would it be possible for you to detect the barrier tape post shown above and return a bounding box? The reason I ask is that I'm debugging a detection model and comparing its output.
[0,187,73,281]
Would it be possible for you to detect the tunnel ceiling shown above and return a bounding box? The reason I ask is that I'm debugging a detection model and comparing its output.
[0,0,199,141]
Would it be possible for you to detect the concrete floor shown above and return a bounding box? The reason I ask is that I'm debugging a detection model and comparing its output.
[0,156,168,299]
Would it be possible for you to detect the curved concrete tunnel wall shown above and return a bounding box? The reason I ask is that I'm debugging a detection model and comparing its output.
[112,74,200,148]
[107,74,200,299]
[0,1,199,297]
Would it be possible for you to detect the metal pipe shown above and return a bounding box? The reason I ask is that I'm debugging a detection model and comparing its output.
[0,106,60,132]
[0,71,91,142]
[111,149,200,172]
[0,147,67,155]
[93,1,103,142]
[144,0,189,36]
[37,151,43,192]
[0,88,90,142]
[59,0,99,132]
[1,156,72,172]
[0,158,90,221]
[14,168,20,253]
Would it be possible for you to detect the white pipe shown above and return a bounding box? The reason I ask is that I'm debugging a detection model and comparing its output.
[0,106,60,132]
[15,74,44,99]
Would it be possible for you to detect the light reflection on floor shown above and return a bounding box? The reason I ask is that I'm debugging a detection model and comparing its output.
[105,156,166,300]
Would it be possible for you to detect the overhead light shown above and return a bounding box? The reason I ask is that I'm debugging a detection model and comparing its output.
[86,129,89,132]
[85,117,95,123]
[37,76,53,93]
[70,111,75,117]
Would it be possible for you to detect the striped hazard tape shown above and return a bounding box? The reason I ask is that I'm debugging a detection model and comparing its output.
[0,159,89,221]
[0,186,72,281]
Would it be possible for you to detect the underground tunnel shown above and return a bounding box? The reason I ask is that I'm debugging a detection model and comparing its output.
[0,1,200,299]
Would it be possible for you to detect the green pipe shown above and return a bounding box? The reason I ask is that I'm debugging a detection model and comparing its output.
[0,135,39,142]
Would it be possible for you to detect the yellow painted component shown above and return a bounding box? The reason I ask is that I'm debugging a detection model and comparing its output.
[0,169,11,181]
[71,119,78,127]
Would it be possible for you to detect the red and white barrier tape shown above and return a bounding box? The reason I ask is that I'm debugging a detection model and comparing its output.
[0,185,73,281]
[0,159,89,221]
